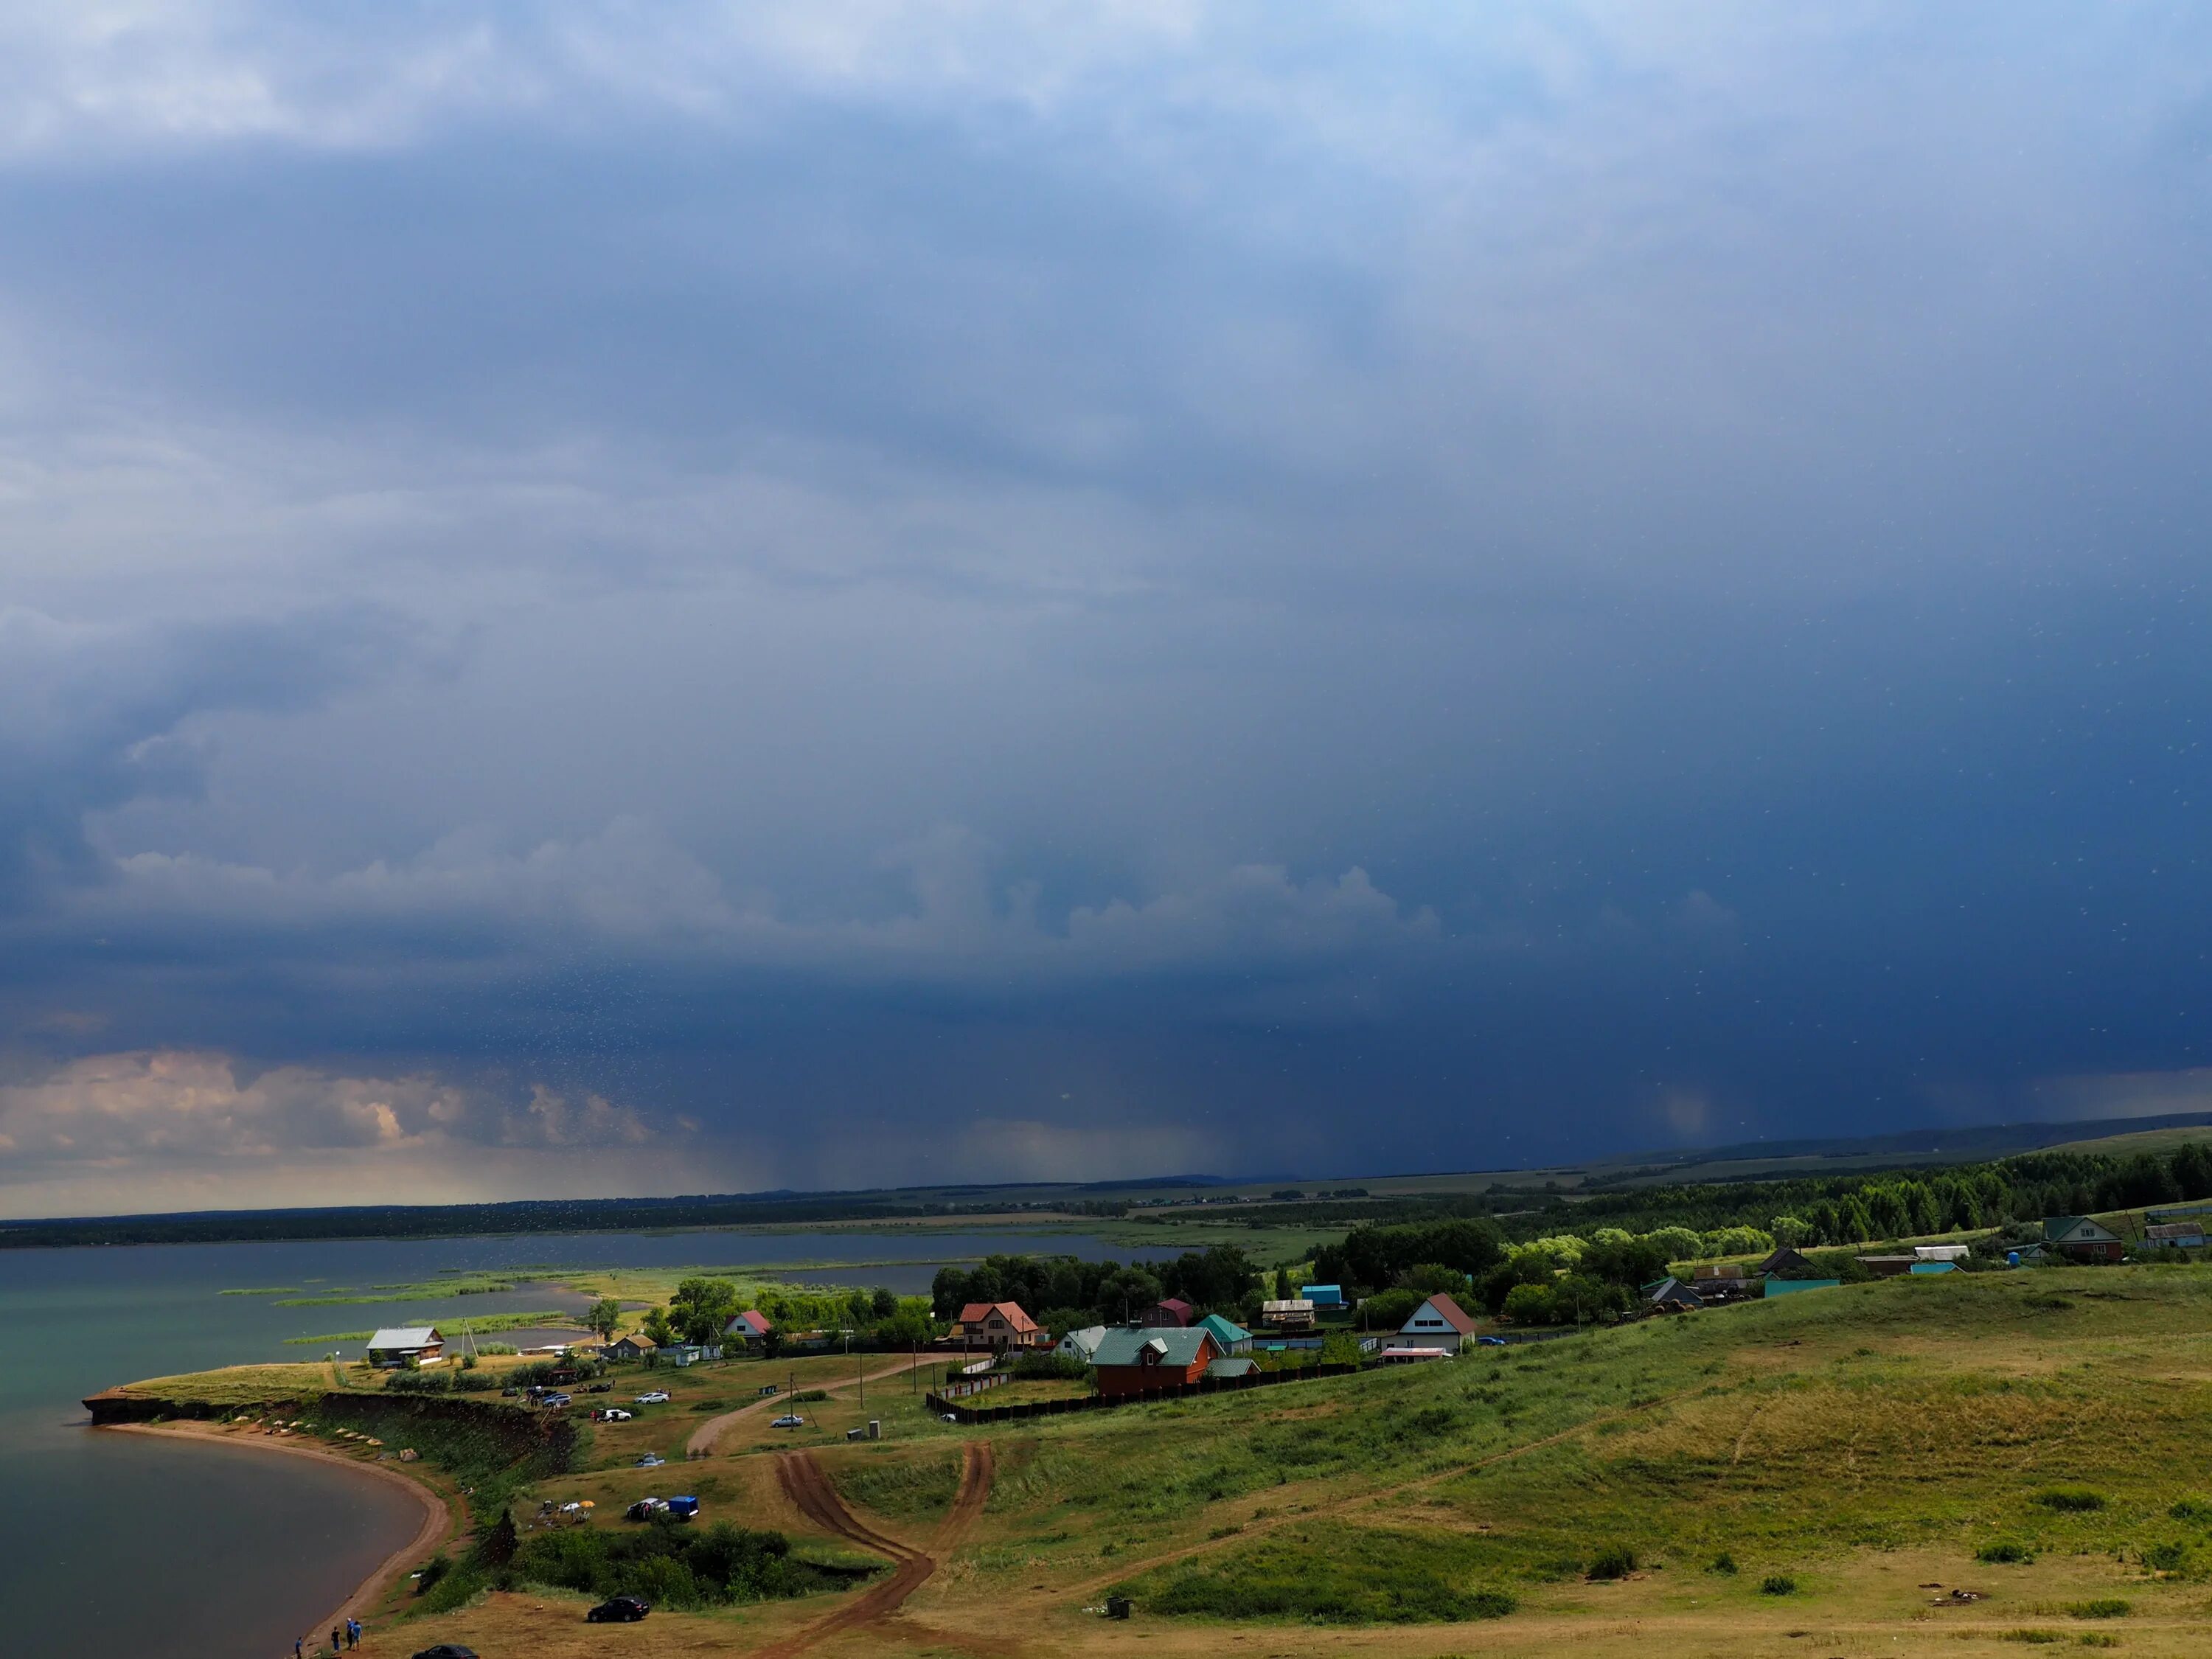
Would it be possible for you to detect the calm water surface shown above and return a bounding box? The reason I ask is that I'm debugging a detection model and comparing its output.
[0,1228,1145,1659]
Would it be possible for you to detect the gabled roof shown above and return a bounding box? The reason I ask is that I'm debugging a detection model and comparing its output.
[1057,1324,1109,1356]
[2044,1216,2122,1244]
[1196,1312,1250,1346]
[1400,1293,1478,1335]
[1147,1297,1195,1324]
[366,1326,441,1349]
[2146,1222,2205,1242]
[1646,1278,1703,1307]
[612,1330,658,1350]
[723,1310,772,1336]
[957,1301,1039,1332]
[1206,1356,1258,1379]
[1091,1325,1220,1369]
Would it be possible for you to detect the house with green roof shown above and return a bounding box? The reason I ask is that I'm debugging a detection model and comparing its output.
[1195,1312,1251,1354]
[1089,1324,1223,1397]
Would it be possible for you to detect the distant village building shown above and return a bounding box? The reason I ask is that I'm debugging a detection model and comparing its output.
[1261,1298,1316,1330]
[1756,1246,1819,1279]
[956,1301,1048,1353]
[1195,1312,1251,1355]
[1090,1326,1224,1397]
[722,1310,773,1350]
[1390,1293,1478,1355]
[1644,1278,1703,1312]
[1205,1355,1259,1380]
[607,1332,658,1362]
[2146,1222,2208,1251]
[1141,1298,1196,1328]
[1914,1244,1972,1263]
[1854,1254,1919,1278]
[365,1326,445,1368]
[1301,1284,1345,1308]
[1055,1325,1109,1364]
[2043,1217,2125,1264]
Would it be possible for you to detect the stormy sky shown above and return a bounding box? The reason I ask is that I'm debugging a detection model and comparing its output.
[4,4,2211,1217]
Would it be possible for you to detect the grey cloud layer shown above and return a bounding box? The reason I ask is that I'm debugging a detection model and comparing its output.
[3,3,2210,1209]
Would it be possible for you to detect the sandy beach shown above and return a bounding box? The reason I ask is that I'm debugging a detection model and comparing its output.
[100,1421,458,1649]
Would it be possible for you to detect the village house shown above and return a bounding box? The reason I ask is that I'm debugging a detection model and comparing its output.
[1756,1246,1821,1279]
[956,1301,1048,1353]
[365,1326,445,1368]
[1261,1298,1315,1330]
[1390,1293,1478,1355]
[1854,1254,1919,1278]
[1301,1284,1345,1308]
[1055,1324,1109,1364]
[2044,1216,2125,1263]
[606,1331,658,1362]
[1644,1277,1703,1312]
[1089,1325,1224,1397]
[721,1310,773,1351]
[2146,1221,2208,1251]
[1141,1297,1196,1328]
[1195,1312,1251,1354]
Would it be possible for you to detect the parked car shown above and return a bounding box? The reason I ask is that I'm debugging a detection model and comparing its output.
[770,1413,806,1428]
[1475,1336,1506,1347]
[636,1453,665,1467]
[411,1647,480,1659]
[941,1413,959,1423]
[587,1382,613,1393]
[544,1392,572,1407]
[625,1497,668,1520]
[587,1595,651,1623]
[635,1390,672,1404]
[595,1408,633,1422]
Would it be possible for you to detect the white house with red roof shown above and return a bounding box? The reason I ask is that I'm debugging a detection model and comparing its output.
[1387,1292,1480,1356]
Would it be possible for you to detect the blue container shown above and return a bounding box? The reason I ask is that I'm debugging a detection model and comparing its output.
[667,1496,700,1520]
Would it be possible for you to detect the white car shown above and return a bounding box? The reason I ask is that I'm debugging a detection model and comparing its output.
[634,1391,672,1405]
[598,1408,633,1422]
[770,1413,806,1429]
[635,1453,666,1467]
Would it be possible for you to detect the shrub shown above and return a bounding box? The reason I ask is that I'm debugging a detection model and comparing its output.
[512,1518,848,1609]
[2065,1600,2131,1620]
[1979,1541,2037,1563]
[1759,1574,1798,1596]
[415,1552,452,1596]
[2034,1489,2107,1512]
[2171,1495,2212,1523]
[790,1389,830,1403]
[1706,1551,1738,1576]
[1009,1352,1091,1381]
[2000,1632,2064,1645]
[1586,1543,1638,1581]
[2141,1539,2191,1573]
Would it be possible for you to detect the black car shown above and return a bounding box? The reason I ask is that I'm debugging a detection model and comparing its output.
[587,1382,612,1393]
[411,1647,480,1659]
[587,1596,651,1623]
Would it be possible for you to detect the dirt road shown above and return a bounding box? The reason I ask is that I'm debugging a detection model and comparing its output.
[755,1441,993,1658]
[685,1353,935,1458]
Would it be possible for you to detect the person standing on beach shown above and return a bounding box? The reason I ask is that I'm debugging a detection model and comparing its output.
[347,1617,361,1647]
[333,1626,344,1655]
[294,1638,304,1659]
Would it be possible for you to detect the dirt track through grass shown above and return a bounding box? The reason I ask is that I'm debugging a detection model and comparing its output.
[758,1441,993,1658]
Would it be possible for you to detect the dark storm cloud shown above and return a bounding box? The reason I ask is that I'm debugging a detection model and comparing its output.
[2,3,2211,1211]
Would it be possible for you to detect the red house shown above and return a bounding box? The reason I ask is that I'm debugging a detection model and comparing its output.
[1089,1326,1222,1397]
[1141,1297,1195,1328]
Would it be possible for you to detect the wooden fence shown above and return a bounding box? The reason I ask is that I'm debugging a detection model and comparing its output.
[927,1361,1363,1424]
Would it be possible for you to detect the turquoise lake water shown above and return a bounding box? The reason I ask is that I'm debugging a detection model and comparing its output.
[0,1228,1143,1659]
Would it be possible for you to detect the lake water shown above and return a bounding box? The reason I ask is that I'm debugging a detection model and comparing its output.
[0,1228,1150,1659]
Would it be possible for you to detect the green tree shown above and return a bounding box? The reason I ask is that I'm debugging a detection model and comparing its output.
[641,1306,675,1347]
[585,1297,625,1344]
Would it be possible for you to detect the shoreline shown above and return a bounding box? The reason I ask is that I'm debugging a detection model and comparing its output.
[100,1420,457,1647]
